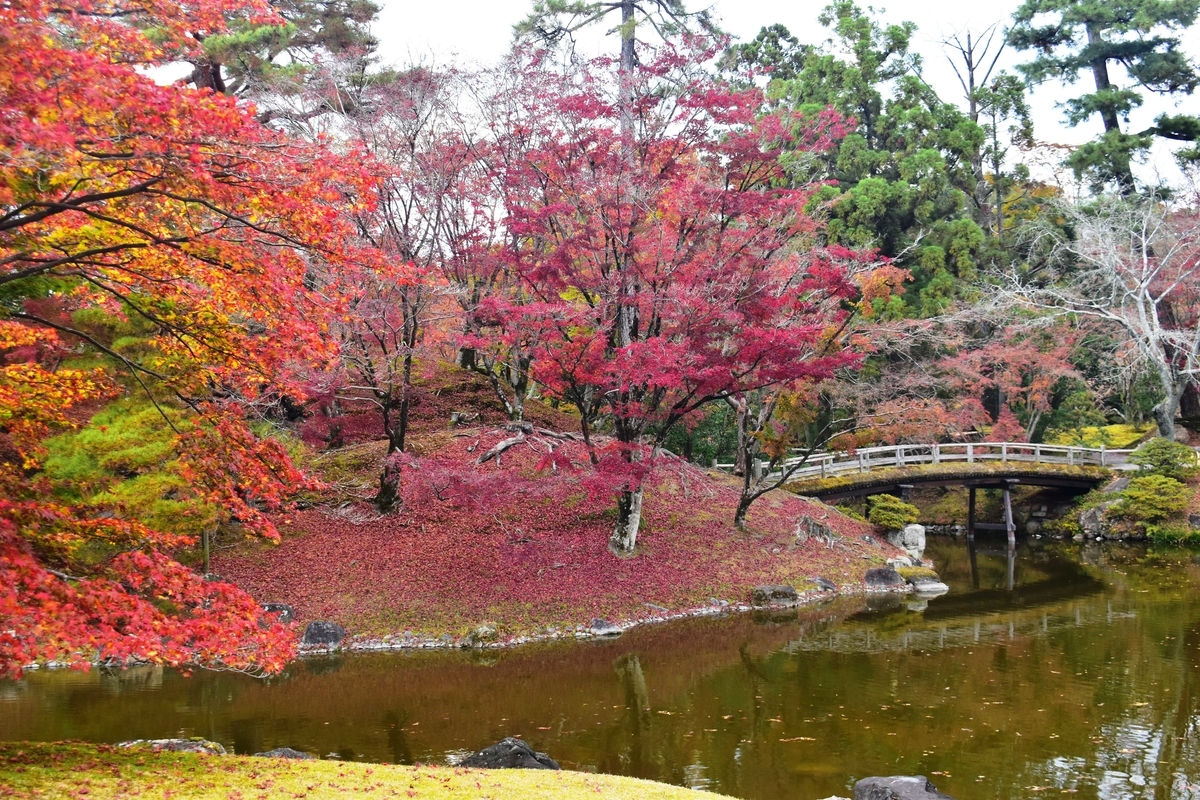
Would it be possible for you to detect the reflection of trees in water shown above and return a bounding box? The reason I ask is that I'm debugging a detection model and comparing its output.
[383,710,414,764]
[614,654,653,772]
[11,543,1200,799]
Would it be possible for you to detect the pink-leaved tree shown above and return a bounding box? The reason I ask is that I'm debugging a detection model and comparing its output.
[478,41,861,552]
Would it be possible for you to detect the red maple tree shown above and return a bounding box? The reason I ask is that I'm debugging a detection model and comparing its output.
[0,0,377,676]
[474,42,858,552]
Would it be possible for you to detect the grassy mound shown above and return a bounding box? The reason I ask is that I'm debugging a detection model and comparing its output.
[0,742,734,799]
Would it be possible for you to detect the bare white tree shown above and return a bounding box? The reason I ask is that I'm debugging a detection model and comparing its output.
[1007,196,1200,439]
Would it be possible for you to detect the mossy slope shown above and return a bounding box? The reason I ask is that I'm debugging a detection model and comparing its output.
[0,742,734,799]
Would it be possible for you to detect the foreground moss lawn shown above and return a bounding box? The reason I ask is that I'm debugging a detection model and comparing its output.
[0,742,734,799]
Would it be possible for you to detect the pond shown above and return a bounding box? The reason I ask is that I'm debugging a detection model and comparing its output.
[4,537,1200,800]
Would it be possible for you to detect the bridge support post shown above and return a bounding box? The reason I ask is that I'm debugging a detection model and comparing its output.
[1003,479,1017,548]
[967,487,976,541]
[899,484,913,502]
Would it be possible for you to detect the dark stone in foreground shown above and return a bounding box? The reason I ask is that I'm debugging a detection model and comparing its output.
[812,576,838,592]
[751,584,799,605]
[864,567,904,587]
[255,747,314,759]
[460,737,560,770]
[1190,513,1200,529]
[262,603,295,623]
[118,738,226,755]
[854,776,954,800]
[302,620,346,646]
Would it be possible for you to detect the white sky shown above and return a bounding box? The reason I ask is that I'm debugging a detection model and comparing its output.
[374,0,1200,187]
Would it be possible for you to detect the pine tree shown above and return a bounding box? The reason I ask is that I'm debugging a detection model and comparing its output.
[1008,0,1200,190]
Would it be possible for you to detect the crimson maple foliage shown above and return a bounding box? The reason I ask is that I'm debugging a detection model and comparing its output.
[473,42,856,552]
[848,320,1081,445]
[0,0,378,676]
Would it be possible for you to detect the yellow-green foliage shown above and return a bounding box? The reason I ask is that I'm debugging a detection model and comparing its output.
[1048,423,1154,448]
[1129,438,1200,481]
[0,742,734,800]
[867,494,920,530]
[896,566,939,581]
[1112,475,1190,527]
[42,399,217,537]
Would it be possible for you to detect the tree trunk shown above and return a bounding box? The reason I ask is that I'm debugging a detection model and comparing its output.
[609,485,644,553]
[734,487,752,530]
[1086,23,1135,192]
[376,457,402,513]
[732,398,750,476]
[1153,371,1184,439]
[618,0,636,146]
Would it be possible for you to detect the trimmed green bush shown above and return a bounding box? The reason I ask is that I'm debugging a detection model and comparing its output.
[867,494,920,530]
[1130,438,1199,480]
[1112,474,1190,529]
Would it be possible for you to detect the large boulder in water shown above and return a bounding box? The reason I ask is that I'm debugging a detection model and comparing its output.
[589,618,623,636]
[864,567,905,588]
[460,737,559,770]
[302,620,346,646]
[854,776,954,799]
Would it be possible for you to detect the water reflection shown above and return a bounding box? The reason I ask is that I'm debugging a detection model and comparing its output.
[4,538,1200,799]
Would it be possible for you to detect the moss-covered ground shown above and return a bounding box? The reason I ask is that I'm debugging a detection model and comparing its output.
[0,742,734,799]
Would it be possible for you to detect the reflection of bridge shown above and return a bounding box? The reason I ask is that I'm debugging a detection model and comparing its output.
[783,541,1114,653]
[720,442,1132,546]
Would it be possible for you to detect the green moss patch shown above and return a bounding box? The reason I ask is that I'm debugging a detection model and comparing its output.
[896,566,939,582]
[0,742,734,800]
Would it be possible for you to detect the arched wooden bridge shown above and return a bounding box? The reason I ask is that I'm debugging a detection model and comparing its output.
[717,442,1136,545]
[719,442,1131,498]
[785,441,1128,481]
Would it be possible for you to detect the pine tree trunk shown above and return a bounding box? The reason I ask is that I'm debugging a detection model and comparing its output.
[1086,23,1135,192]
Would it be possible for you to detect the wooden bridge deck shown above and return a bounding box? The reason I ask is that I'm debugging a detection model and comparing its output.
[715,441,1128,496]
[718,442,1134,485]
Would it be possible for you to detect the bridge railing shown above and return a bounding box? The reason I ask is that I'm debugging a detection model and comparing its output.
[715,442,1136,482]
